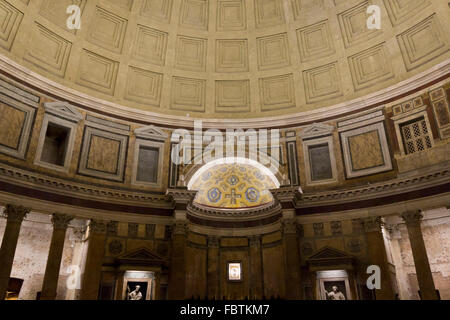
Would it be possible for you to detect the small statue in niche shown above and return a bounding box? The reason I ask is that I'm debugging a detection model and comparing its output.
[326,286,346,300]
[127,285,143,300]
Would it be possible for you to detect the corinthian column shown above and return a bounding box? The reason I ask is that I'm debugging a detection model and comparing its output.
[80,219,107,300]
[41,213,74,300]
[282,216,302,299]
[0,204,30,300]
[207,236,220,299]
[166,189,195,300]
[168,221,188,299]
[401,211,438,300]
[249,235,263,299]
[361,217,395,300]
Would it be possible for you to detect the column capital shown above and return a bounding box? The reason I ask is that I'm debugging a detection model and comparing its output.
[208,236,220,248]
[2,204,30,223]
[271,187,301,209]
[248,235,261,247]
[173,220,188,236]
[51,213,74,230]
[401,210,423,226]
[167,189,196,210]
[89,219,107,234]
[282,218,298,235]
[360,216,383,233]
[384,223,402,240]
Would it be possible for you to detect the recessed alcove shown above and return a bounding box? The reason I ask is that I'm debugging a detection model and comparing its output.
[40,122,69,167]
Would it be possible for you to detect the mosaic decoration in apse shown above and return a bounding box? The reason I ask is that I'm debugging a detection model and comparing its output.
[190,163,277,209]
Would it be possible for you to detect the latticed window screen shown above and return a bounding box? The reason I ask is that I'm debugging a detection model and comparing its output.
[400,117,433,155]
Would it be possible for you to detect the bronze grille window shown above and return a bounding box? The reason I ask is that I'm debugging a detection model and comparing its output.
[400,117,433,155]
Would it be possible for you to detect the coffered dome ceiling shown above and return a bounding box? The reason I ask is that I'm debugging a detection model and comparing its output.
[0,0,448,121]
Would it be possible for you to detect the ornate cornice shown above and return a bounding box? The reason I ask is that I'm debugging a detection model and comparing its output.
[187,199,282,229]
[298,165,450,206]
[2,204,30,223]
[166,189,197,205]
[188,200,280,219]
[0,162,170,206]
[51,213,74,230]
[271,187,302,208]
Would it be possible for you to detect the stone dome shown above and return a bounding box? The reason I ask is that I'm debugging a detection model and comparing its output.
[0,0,448,125]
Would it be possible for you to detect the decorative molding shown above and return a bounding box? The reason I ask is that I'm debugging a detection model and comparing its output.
[33,112,79,173]
[0,161,169,205]
[0,91,37,160]
[298,163,450,205]
[131,138,165,188]
[78,126,129,182]
[302,134,338,186]
[43,102,83,122]
[0,0,23,50]
[134,125,168,141]
[397,14,448,72]
[166,189,197,205]
[340,121,393,178]
[217,0,246,31]
[85,114,130,133]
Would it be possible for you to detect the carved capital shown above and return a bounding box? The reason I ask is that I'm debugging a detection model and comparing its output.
[401,210,423,226]
[208,236,220,248]
[248,235,261,247]
[106,221,118,236]
[361,217,383,233]
[173,221,188,236]
[51,213,74,230]
[166,189,197,205]
[384,223,402,240]
[3,204,30,223]
[71,226,87,242]
[89,219,107,234]
[282,218,298,235]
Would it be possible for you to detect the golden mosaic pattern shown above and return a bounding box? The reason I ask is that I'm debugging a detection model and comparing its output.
[348,130,384,171]
[191,163,276,209]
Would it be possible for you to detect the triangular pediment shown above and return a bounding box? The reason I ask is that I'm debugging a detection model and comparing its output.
[134,125,168,141]
[300,123,334,138]
[44,102,83,122]
[118,247,164,261]
[308,246,353,261]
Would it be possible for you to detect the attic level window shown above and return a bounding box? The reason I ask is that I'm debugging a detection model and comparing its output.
[136,146,159,183]
[40,123,70,166]
[400,116,433,155]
